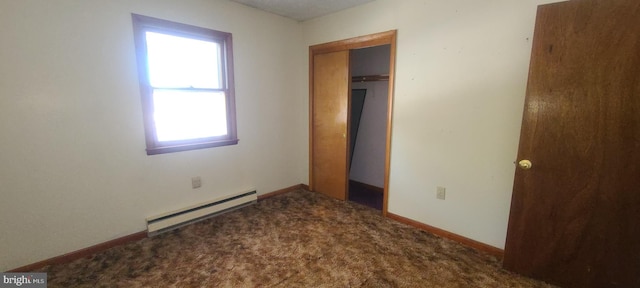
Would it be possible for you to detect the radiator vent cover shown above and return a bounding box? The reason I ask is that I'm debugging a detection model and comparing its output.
[146,190,257,236]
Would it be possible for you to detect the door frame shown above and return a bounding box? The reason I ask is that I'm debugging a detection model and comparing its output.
[309,30,397,216]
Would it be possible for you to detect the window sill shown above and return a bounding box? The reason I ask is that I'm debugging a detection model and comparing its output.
[146,139,239,155]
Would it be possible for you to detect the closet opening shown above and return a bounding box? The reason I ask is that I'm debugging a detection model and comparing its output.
[347,45,391,211]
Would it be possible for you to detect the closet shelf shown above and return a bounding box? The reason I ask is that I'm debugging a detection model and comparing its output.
[352,75,389,82]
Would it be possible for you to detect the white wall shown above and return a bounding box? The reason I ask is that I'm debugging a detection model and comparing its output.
[350,46,390,188]
[302,0,561,249]
[0,0,306,271]
[350,81,388,188]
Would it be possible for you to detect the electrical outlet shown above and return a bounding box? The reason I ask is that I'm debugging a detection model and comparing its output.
[436,186,446,200]
[191,176,202,189]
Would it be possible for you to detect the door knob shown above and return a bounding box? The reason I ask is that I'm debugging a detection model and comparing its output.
[518,160,532,170]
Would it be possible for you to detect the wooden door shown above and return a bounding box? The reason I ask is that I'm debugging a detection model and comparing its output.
[311,51,350,200]
[504,1,640,287]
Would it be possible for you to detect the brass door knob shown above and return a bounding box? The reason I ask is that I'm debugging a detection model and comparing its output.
[518,160,532,170]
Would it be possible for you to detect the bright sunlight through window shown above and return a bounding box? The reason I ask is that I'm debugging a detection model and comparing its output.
[145,32,226,142]
[146,32,222,89]
[132,14,237,155]
[153,90,227,141]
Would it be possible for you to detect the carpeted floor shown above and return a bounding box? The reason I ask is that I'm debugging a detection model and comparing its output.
[40,190,556,287]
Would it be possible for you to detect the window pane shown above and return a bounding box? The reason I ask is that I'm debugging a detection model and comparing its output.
[146,32,222,89]
[153,90,227,142]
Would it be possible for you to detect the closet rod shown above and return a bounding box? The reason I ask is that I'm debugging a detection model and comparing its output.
[352,75,389,82]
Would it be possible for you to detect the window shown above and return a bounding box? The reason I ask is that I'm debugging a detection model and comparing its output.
[132,14,238,155]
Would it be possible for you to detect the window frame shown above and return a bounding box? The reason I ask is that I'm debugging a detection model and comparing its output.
[131,14,238,155]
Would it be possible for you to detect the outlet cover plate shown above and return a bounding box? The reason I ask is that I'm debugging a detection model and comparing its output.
[436,186,446,200]
[192,177,202,189]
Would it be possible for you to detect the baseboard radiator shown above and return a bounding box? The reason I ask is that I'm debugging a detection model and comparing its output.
[146,190,257,236]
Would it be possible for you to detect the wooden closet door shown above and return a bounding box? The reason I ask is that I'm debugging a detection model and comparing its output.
[504,1,640,287]
[311,51,350,200]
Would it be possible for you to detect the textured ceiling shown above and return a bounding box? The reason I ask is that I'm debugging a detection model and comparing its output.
[229,0,376,21]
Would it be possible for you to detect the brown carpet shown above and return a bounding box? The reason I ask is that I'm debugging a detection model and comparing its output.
[40,190,555,287]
